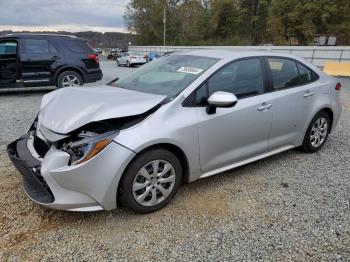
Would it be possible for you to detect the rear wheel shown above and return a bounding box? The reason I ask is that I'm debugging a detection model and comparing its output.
[301,111,330,153]
[57,71,83,88]
[120,149,182,213]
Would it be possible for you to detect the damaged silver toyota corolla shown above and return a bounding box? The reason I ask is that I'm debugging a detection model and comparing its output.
[7,50,342,213]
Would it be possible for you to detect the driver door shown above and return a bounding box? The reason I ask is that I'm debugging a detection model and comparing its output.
[0,40,18,86]
[195,58,273,172]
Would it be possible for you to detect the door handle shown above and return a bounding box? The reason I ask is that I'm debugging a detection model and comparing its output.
[303,91,314,98]
[257,103,272,111]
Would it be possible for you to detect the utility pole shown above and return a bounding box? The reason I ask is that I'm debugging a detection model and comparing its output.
[163,2,166,46]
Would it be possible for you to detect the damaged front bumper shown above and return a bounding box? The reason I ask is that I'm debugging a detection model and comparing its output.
[7,132,135,211]
[7,134,55,204]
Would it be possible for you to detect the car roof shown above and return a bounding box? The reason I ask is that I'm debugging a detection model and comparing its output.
[179,49,300,60]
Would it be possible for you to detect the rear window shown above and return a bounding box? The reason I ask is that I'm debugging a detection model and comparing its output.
[23,39,59,54]
[64,40,94,53]
[297,62,318,84]
[24,39,49,54]
[268,58,299,89]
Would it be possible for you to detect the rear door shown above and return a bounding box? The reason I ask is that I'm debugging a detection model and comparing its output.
[264,57,319,149]
[0,39,18,86]
[20,38,61,85]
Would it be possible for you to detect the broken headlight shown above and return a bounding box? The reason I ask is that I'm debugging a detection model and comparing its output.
[62,130,118,165]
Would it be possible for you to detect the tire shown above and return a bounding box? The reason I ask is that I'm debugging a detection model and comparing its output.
[57,71,83,88]
[301,111,330,153]
[120,149,182,213]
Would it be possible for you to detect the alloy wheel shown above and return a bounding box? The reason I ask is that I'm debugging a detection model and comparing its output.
[132,160,176,207]
[62,75,80,87]
[310,117,328,148]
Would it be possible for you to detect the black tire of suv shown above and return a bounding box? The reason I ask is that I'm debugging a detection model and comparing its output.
[57,71,83,88]
[301,111,330,153]
[120,149,182,214]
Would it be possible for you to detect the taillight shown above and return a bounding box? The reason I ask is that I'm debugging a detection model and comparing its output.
[130,56,136,59]
[88,54,99,64]
[335,82,342,91]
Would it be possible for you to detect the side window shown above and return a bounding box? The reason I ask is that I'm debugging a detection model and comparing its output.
[268,58,299,89]
[63,40,94,53]
[207,58,264,99]
[195,83,208,105]
[49,42,60,54]
[297,62,317,85]
[0,41,17,55]
[24,39,50,54]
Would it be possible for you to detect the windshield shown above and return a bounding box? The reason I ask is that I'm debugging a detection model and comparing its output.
[113,55,218,98]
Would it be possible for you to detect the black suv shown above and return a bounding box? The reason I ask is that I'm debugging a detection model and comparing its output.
[0,34,103,88]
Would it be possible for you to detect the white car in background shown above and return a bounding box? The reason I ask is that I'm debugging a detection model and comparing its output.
[117,52,147,67]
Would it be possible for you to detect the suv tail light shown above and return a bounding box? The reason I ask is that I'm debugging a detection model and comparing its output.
[335,82,342,91]
[130,56,136,59]
[88,54,99,64]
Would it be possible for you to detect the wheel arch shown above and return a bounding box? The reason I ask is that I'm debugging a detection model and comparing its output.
[128,143,190,183]
[320,107,334,133]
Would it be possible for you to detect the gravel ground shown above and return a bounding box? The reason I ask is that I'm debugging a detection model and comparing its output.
[0,62,349,261]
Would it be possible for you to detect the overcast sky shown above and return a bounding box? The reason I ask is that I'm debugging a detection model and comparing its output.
[0,0,130,32]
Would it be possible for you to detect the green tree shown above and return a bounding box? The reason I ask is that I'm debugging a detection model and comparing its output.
[125,0,350,46]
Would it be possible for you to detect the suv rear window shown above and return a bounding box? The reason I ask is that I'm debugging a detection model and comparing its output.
[23,39,59,54]
[24,39,49,54]
[64,40,94,53]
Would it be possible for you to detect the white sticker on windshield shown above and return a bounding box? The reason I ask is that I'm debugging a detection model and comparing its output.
[177,66,203,75]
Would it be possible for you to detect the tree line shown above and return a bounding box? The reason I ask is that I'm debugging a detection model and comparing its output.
[124,0,350,46]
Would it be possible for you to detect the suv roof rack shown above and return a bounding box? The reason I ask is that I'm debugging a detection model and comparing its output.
[4,33,78,38]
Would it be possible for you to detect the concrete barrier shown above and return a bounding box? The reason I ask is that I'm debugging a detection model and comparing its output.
[129,45,350,68]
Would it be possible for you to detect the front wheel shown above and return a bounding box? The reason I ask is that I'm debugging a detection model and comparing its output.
[57,71,83,88]
[120,149,182,213]
[301,111,330,153]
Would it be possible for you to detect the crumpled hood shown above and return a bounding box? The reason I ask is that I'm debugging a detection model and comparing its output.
[39,86,166,134]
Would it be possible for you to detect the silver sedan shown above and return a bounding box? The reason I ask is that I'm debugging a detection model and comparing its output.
[8,50,342,213]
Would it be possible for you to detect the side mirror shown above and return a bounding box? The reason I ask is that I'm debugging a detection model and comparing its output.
[206,91,238,114]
